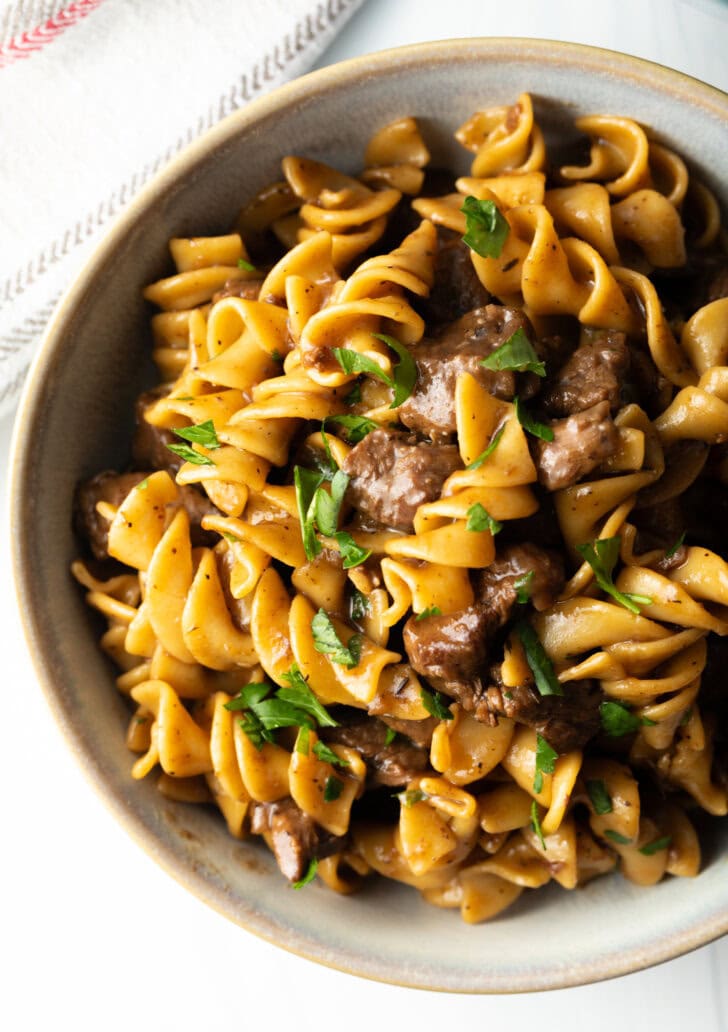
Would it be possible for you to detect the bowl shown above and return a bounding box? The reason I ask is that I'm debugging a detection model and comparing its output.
[10,38,728,993]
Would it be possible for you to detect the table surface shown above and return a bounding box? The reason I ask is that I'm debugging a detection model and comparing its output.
[3,1,727,1028]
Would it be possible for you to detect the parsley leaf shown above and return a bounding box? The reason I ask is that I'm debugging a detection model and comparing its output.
[371,332,417,408]
[460,196,510,258]
[318,423,338,479]
[480,328,546,376]
[314,469,349,537]
[225,670,338,749]
[350,589,370,621]
[334,531,372,569]
[639,835,672,856]
[533,734,558,794]
[223,682,270,711]
[416,606,442,621]
[172,419,221,450]
[294,466,324,561]
[599,701,642,737]
[324,775,344,802]
[420,686,454,721]
[576,536,652,615]
[604,830,632,846]
[515,620,563,697]
[397,788,429,808]
[279,664,338,727]
[313,740,351,768]
[530,800,546,850]
[467,425,505,470]
[384,727,397,746]
[311,609,362,668]
[465,502,502,534]
[586,778,613,815]
[345,383,362,406]
[292,857,318,889]
[166,442,216,466]
[328,414,378,444]
[333,347,394,389]
[237,257,257,272]
[664,531,686,559]
[222,531,241,543]
[514,395,554,442]
[514,570,534,604]
[295,726,310,755]
[137,478,149,490]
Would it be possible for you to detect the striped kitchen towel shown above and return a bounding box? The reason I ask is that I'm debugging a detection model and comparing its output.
[0,0,365,415]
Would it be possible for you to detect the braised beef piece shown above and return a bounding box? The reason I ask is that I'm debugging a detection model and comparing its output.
[321,715,429,787]
[403,543,564,702]
[131,389,183,475]
[541,330,629,418]
[532,400,619,492]
[75,469,218,561]
[483,679,602,753]
[249,798,345,882]
[342,428,462,532]
[418,230,491,327]
[399,305,534,442]
[376,715,438,749]
[211,277,264,303]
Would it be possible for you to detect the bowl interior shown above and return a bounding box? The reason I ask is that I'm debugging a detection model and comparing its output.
[11,38,728,992]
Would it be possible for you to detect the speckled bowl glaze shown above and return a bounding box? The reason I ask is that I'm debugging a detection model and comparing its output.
[10,38,728,993]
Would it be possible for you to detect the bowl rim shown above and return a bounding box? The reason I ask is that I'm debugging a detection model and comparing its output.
[9,36,728,993]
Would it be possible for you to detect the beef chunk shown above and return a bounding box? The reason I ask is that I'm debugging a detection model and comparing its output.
[476,543,564,618]
[399,305,533,441]
[75,469,219,561]
[484,679,602,752]
[533,401,619,491]
[419,231,491,327]
[322,716,429,787]
[342,429,461,532]
[541,330,629,417]
[404,605,500,688]
[377,715,438,749]
[249,798,345,882]
[212,277,264,303]
[132,389,182,475]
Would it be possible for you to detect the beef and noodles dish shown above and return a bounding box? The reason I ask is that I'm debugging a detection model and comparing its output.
[73,94,728,921]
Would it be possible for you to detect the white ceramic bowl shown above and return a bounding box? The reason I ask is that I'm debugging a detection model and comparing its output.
[11,38,728,992]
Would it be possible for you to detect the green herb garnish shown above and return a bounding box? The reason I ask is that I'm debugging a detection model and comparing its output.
[224,670,337,750]
[311,609,362,668]
[279,664,338,728]
[313,741,351,768]
[334,531,372,569]
[384,727,397,746]
[420,686,454,721]
[533,734,558,794]
[461,196,510,258]
[333,348,394,389]
[292,857,318,889]
[514,395,554,442]
[415,606,442,621]
[586,778,613,815]
[294,466,324,561]
[467,425,505,471]
[530,800,546,850]
[465,502,502,534]
[599,700,646,737]
[576,536,652,615]
[514,570,535,604]
[137,478,149,490]
[237,257,257,271]
[324,775,344,802]
[165,443,216,466]
[295,726,310,755]
[604,830,632,846]
[664,531,686,560]
[314,469,349,537]
[172,418,221,450]
[371,332,418,408]
[639,835,672,856]
[480,328,546,376]
[222,531,241,543]
[515,620,563,697]
[328,414,378,443]
[397,788,429,808]
[350,589,370,621]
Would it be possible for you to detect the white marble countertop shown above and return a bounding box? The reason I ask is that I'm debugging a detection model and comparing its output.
[2,1,727,1028]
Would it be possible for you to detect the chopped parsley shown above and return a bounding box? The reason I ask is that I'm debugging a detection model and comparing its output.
[278,664,339,727]
[514,570,534,604]
[639,835,672,856]
[311,609,362,668]
[292,857,318,889]
[295,726,310,755]
[603,830,631,846]
[350,589,370,622]
[530,800,546,850]
[467,424,505,471]
[171,418,221,450]
[294,466,324,561]
[515,620,563,697]
[313,469,349,537]
[397,788,429,808]
[334,531,372,569]
[514,395,554,442]
[420,686,454,721]
[533,734,558,794]
[664,531,686,560]
[237,257,257,271]
[416,606,442,621]
[224,669,337,749]
[328,413,378,444]
[586,778,613,815]
[460,195,510,258]
[480,328,546,376]
[465,502,502,534]
[136,478,149,491]
[384,727,397,746]
[575,536,652,615]
[323,775,344,802]
[599,700,655,736]
[222,531,241,543]
[313,740,351,768]
[165,442,216,466]
[371,333,418,408]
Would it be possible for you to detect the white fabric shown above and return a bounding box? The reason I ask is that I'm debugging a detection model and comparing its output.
[0,0,365,414]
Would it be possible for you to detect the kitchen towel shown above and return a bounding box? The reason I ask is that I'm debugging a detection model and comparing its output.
[0,0,365,415]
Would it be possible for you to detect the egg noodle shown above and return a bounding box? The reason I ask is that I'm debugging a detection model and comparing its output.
[73,94,728,921]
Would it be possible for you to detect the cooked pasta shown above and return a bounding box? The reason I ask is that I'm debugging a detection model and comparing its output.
[73,95,728,922]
